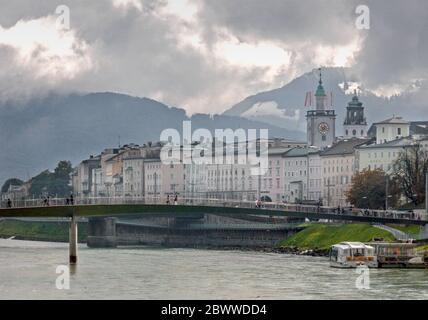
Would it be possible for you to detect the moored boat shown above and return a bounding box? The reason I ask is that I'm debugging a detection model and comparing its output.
[329,242,377,268]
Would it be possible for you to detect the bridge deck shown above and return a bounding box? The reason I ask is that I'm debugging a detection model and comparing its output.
[0,198,427,226]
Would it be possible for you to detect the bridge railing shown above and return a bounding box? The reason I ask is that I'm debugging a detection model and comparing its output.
[1,196,427,222]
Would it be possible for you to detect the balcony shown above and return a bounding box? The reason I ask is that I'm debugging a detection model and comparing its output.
[306,110,336,117]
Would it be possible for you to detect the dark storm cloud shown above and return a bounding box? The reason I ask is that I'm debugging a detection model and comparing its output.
[194,0,357,46]
[352,0,428,88]
[0,0,427,112]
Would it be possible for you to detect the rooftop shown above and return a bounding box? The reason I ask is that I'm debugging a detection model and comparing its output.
[410,121,428,135]
[374,116,410,125]
[321,138,373,156]
[283,146,318,158]
[356,136,418,149]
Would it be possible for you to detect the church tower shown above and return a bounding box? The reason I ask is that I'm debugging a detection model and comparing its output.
[343,91,367,138]
[306,69,336,149]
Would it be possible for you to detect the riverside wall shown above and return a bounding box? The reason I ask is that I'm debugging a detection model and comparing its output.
[87,216,300,248]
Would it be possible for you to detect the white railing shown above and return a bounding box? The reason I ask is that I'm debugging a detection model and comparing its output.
[1,196,427,222]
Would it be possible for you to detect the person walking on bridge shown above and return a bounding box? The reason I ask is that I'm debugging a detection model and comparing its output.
[6,198,12,208]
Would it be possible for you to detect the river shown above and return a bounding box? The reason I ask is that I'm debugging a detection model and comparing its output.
[0,239,427,300]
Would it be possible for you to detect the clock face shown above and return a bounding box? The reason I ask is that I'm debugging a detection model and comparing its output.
[318,122,330,135]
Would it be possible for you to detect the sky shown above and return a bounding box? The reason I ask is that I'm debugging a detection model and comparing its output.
[0,0,427,114]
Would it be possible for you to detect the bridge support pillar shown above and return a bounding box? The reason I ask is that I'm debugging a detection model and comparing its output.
[69,215,78,264]
[87,217,117,248]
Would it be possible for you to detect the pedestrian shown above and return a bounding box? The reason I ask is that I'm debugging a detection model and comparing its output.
[174,195,178,205]
[46,196,50,206]
[166,195,170,205]
[70,194,74,205]
[66,198,70,205]
[7,198,12,208]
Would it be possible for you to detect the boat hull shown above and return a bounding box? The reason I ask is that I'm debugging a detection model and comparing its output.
[330,261,378,269]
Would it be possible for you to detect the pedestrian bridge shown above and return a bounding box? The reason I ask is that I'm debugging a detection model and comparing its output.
[0,197,427,225]
[1,197,427,264]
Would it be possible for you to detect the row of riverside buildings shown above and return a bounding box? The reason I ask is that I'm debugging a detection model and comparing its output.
[71,72,428,207]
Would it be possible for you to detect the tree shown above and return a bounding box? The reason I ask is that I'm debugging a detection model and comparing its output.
[54,161,73,180]
[1,178,24,193]
[29,161,73,198]
[393,144,428,206]
[346,169,397,209]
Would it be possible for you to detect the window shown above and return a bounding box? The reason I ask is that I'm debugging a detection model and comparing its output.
[398,128,402,135]
[353,130,357,136]
[322,135,326,141]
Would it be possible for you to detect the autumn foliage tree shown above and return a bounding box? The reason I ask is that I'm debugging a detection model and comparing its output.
[393,144,428,206]
[346,169,398,209]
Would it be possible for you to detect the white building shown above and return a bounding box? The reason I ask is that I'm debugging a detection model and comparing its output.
[307,150,322,202]
[355,137,419,173]
[123,156,145,197]
[283,147,310,203]
[73,155,101,197]
[91,167,104,197]
[320,138,371,207]
[144,159,163,199]
[374,116,410,144]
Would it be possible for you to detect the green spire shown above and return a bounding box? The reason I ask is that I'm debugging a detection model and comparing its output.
[315,68,326,97]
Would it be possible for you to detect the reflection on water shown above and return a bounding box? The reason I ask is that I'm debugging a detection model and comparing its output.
[0,239,427,300]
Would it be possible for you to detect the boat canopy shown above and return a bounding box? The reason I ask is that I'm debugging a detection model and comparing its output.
[332,242,375,250]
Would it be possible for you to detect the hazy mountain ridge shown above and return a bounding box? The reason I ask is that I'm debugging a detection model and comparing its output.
[0,92,304,184]
[223,67,428,133]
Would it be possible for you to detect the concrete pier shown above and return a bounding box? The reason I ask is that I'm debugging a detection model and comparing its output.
[69,216,78,264]
[87,217,117,248]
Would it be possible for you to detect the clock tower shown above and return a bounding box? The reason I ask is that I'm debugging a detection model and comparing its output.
[306,69,336,149]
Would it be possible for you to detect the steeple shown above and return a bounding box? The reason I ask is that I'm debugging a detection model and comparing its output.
[315,68,327,110]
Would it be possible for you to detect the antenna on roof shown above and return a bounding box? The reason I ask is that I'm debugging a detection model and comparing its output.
[118,135,121,148]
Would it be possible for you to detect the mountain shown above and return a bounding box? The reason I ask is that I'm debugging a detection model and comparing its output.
[223,67,428,134]
[0,92,304,185]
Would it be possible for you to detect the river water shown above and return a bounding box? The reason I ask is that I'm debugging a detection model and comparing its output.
[0,239,427,300]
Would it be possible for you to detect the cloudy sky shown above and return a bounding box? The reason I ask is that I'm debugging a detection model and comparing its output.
[0,0,427,114]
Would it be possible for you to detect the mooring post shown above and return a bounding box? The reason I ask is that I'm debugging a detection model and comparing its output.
[69,215,78,264]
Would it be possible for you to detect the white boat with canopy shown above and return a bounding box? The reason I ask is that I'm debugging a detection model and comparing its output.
[329,242,377,268]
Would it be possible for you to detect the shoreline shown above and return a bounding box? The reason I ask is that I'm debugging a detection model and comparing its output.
[0,235,328,256]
